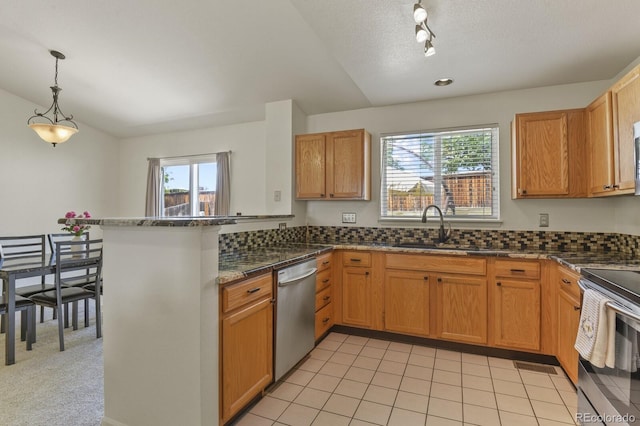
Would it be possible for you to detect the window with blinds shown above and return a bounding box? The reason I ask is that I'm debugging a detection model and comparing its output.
[380,125,499,220]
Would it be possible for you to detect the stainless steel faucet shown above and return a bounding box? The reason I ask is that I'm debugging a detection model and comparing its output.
[421,204,452,243]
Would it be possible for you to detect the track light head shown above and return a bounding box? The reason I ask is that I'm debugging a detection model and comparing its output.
[413,3,427,23]
[415,25,428,43]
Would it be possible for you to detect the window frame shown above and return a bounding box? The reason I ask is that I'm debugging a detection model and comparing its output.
[159,154,217,217]
[379,124,500,222]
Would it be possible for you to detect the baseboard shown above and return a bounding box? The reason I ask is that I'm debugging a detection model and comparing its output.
[329,325,560,366]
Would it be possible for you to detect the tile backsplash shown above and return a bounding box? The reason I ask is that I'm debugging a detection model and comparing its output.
[219,225,640,257]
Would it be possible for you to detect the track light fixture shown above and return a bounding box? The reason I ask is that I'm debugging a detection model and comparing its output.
[27,50,78,147]
[413,1,436,57]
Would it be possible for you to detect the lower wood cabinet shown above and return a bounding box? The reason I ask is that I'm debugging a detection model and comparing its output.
[436,275,488,344]
[492,279,541,351]
[491,259,542,352]
[315,253,334,340]
[384,270,430,336]
[556,266,582,384]
[220,274,273,424]
[342,266,372,328]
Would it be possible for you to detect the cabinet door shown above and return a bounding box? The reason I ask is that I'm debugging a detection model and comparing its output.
[342,267,372,328]
[514,111,569,197]
[384,270,430,336]
[493,279,541,351]
[557,290,581,384]
[295,133,327,198]
[327,130,370,200]
[587,92,615,196]
[221,298,273,423]
[612,67,640,193]
[436,275,487,344]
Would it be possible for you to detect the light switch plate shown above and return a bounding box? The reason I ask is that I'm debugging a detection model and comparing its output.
[342,212,357,223]
[539,213,549,227]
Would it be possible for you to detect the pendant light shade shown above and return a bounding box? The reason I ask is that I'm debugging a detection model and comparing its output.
[28,123,78,144]
[27,50,78,147]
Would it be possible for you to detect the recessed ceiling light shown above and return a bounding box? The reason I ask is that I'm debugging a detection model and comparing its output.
[434,78,453,86]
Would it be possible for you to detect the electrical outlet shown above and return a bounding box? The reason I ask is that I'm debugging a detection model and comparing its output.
[279,223,287,230]
[274,190,281,202]
[539,213,549,227]
[342,212,356,223]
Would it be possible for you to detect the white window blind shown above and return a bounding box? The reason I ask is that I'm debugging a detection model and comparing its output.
[380,125,499,220]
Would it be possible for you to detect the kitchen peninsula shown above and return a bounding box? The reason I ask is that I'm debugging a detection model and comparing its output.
[61,216,234,426]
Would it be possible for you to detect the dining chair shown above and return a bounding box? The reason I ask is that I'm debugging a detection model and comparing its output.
[29,239,103,351]
[0,294,36,351]
[48,232,92,326]
[0,234,53,330]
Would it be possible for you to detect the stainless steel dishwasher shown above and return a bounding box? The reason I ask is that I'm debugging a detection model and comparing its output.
[274,258,317,381]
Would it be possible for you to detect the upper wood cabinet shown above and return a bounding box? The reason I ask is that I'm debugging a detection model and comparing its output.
[295,129,371,200]
[512,109,587,198]
[611,65,640,194]
[587,92,615,196]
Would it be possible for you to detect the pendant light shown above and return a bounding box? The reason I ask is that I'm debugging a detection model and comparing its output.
[413,1,436,58]
[27,50,78,147]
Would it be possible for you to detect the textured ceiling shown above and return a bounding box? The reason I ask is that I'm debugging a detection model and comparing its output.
[0,0,639,138]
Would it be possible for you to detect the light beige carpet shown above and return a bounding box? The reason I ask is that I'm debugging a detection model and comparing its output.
[0,305,103,426]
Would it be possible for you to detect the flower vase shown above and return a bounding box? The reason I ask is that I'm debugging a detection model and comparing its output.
[70,235,84,258]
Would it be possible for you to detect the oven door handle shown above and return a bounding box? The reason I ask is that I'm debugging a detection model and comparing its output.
[578,279,640,323]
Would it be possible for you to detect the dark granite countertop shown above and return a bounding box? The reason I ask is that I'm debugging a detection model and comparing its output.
[217,241,640,285]
[218,244,333,284]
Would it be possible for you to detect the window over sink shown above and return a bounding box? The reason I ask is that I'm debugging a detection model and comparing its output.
[380,125,499,221]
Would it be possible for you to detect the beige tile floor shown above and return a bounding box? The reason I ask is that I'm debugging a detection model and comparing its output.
[234,332,578,426]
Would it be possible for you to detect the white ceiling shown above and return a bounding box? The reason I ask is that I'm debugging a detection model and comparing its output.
[1,0,639,139]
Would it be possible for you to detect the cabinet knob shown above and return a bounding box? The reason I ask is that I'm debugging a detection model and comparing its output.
[365,271,369,276]
[246,287,261,294]
[561,278,572,285]
[603,185,612,190]
[320,193,325,197]
[322,279,330,284]
[437,278,442,283]
[518,188,527,195]
[496,282,502,286]
[323,296,331,301]
[322,317,330,323]
[329,193,334,198]
[574,305,581,311]
[424,276,429,281]
[613,184,620,189]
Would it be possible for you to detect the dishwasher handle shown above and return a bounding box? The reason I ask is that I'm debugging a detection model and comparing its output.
[278,268,317,286]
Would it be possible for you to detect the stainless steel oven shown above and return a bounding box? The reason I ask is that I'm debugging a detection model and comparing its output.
[578,269,640,425]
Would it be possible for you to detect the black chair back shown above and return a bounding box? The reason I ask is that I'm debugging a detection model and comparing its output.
[0,234,46,262]
[48,232,90,254]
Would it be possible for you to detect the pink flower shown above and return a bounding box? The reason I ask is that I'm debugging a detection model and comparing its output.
[65,211,77,218]
[83,211,91,218]
[72,225,81,233]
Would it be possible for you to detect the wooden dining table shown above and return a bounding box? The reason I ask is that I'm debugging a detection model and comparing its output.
[0,253,96,365]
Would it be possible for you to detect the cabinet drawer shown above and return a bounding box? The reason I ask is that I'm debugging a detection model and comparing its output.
[315,303,333,339]
[558,266,581,299]
[386,254,486,275]
[222,273,273,313]
[342,251,371,267]
[316,268,332,292]
[316,286,332,311]
[317,253,333,272]
[495,260,540,280]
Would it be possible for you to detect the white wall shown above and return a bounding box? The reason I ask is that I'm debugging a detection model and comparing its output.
[117,120,267,218]
[0,88,119,239]
[303,80,624,232]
